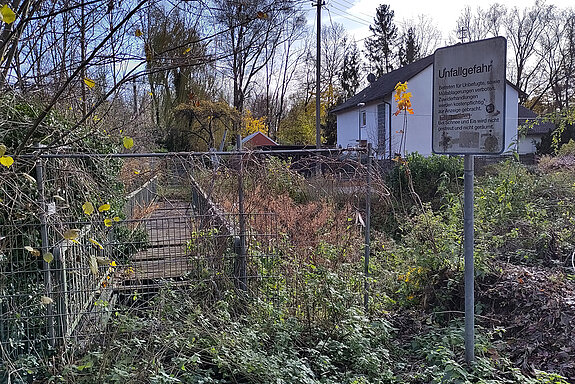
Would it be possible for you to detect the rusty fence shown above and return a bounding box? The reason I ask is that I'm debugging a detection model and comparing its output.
[0,147,375,362]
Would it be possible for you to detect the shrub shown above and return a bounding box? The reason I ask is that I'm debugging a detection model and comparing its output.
[386,153,463,211]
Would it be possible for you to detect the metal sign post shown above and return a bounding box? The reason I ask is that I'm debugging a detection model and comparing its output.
[432,37,507,365]
[463,154,474,363]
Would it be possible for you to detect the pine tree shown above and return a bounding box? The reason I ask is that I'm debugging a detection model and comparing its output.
[364,4,397,77]
[341,41,361,99]
[398,27,420,66]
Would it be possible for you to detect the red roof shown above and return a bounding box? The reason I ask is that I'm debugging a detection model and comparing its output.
[241,131,278,148]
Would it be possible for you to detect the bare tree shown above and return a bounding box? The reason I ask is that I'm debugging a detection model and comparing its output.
[533,9,575,111]
[483,3,506,37]
[505,1,554,102]
[212,0,305,126]
[402,15,442,57]
[252,11,307,139]
[450,4,506,44]
[454,6,488,43]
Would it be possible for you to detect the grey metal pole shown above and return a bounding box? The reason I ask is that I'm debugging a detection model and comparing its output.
[464,154,475,364]
[315,0,322,149]
[357,103,365,144]
[364,144,372,311]
[35,157,55,347]
[236,135,247,291]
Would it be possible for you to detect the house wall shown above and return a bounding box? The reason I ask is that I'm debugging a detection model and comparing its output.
[517,134,541,154]
[337,103,380,148]
[504,87,519,153]
[336,66,523,156]
[244,132,277,148]
[391,68,433,156]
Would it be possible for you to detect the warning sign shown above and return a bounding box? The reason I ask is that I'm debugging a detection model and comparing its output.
[432,37,507,154]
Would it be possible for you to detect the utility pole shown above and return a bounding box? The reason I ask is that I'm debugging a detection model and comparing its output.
[458,26,468,43]
[313,0,324,149]
[80,0,87,118]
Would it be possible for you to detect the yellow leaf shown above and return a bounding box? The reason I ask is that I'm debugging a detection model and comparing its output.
[133,169,140,174]
[89,238,104,250]
[0,4,16,24]
[24,246,40,257]
[43,252,54,263]
[22,173,36,184]
[41,296,53,305]
[104,218,112,227]
[0,144,6,156]
[148,92,153,96]
[84,78,96,89]
[96,256,110,265]
[110,260,117,267]
[112,216,121,222]
[63,229,80,240]
[183,47,191,54]
[0,155,14,168]
[98,203,110,212]
[83,201,95,215]
[123,136,134,149]
[89,255,98,276]
[135,28,143,37]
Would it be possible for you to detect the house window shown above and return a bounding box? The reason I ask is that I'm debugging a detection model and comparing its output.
[361,110,366,126]
[377,103,387,156]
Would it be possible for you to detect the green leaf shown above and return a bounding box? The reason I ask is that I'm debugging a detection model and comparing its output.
[76,360,94,371]
[123,136,134,149]
[83,201,95,215]
[43,252,54,263]
[63,229,80,241]
[0,4,16,24]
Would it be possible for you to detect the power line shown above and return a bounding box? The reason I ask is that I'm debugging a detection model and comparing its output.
[330,0,375,22]
[326,3,372,27]
[328,1,372,25]
[326,8,369,28]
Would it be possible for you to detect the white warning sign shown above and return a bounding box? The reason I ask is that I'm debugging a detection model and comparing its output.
[432,37,507,154]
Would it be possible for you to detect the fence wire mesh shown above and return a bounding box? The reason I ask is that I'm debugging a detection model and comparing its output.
[0,148,387,363]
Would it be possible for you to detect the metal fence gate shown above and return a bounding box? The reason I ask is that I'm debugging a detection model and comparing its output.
[0,147,375,361]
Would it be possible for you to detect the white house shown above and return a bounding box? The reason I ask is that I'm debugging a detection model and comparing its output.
[517,105,555,154]
[332,55,530,158]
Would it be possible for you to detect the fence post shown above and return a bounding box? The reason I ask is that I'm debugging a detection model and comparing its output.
[235,135,247,291]
[364,144,372,312]
[35,155,56,348]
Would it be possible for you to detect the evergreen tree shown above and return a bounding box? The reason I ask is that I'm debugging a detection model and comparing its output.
[364,4,397,77]
[341,41,361,99]
[398,27,420,66]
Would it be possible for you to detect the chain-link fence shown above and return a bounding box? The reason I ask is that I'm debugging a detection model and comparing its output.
[0,147,384,362]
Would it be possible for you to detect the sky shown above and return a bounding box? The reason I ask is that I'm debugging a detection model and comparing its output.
[311,0,575,45]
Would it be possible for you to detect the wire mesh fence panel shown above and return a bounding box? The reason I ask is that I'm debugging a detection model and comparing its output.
[1,148,383,363]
